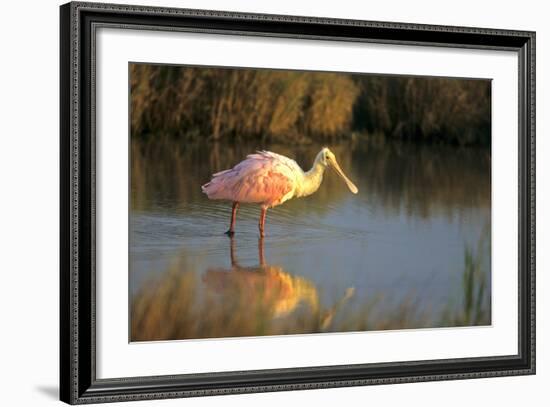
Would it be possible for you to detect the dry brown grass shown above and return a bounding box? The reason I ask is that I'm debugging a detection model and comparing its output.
[130,64,490,145]
[354,76,491,145]
[131,65,358,143]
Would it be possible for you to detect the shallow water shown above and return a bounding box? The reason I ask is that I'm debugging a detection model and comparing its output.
[130,137,491,341]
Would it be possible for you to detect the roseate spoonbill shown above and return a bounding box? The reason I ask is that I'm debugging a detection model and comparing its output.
[201,147,358,237]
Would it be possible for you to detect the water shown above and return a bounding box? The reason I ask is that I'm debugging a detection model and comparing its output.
[130,137,491,341]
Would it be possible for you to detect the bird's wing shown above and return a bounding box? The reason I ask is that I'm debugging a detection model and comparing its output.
[202,151,302,206]
[255,151,304,179]
[231,152,299,205]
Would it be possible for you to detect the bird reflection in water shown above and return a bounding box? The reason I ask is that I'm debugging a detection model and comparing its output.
[130,238,355,341]
[203,238,355,329]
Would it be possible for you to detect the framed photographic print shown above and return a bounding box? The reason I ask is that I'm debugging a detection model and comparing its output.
[60,1,536,404]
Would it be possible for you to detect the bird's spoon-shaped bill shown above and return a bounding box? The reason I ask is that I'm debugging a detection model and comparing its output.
[330,159,358,194]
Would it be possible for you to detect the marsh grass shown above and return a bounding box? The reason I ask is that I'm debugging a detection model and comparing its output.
[130,64,491,145]
[353,76,491,145]
[440,226,491,326]
[131,65,358,144]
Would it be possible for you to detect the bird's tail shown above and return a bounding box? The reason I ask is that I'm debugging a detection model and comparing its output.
[201,170,234,200]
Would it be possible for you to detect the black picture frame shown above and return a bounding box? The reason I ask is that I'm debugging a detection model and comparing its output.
[60,1,536,404]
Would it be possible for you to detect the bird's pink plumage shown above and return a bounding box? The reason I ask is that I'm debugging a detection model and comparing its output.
[202,151,295,207]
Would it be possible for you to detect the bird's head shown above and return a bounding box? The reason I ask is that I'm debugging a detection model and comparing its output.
[317,147,358,194]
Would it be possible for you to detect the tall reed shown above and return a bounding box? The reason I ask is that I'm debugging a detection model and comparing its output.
[130,64,491,145]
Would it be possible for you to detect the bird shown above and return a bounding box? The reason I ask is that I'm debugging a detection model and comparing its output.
[201,147,358,237]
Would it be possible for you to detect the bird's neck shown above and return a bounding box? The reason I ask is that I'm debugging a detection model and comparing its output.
[299,160,326,197]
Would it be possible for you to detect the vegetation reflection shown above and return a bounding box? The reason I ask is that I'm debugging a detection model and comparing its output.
[131,238,355,341]
[131,137,490,221]
[130,228,490,342]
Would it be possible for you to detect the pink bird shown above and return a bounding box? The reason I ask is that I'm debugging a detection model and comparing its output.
[201,147,358,237]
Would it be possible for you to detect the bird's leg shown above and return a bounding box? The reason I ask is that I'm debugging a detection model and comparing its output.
[258,236,265,267]
[225,202,239,236]
[229,235,238,267]
[259,207,267,237]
